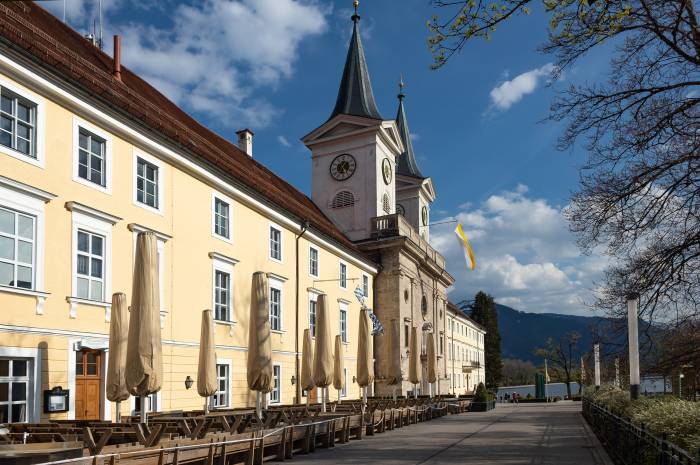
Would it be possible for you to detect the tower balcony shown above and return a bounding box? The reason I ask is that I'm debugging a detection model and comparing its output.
[370,213,446,270]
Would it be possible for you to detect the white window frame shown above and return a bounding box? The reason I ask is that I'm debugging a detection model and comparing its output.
[130,392,161,416]
[0,180,47,300]
[270,364,281,404]
[341,368,348,398]
[212,257,235,323]
[339,260,347,290]
[268,223,283,263]
[308,290,319,337]
[362,273,369,297]
[308,245,319,278]
[211,192,233,242]
[0,77,45,168]
[269,277,284,332]
[339,302,348,343]
[132,150,165,215]
[212,359,232,408]
[0,347,40,423]
[72,117,112,194]
[71,210,112,306]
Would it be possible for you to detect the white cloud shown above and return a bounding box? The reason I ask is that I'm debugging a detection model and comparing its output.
[489,63,554,110]
[430,185,606,315]
[45,0,329,129]
[409,132,420,141]
[277,135,292,147]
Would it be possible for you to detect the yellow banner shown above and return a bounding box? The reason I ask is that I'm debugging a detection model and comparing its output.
[454,223,476,270]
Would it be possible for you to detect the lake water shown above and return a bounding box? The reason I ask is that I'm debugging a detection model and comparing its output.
[497,376,671,399]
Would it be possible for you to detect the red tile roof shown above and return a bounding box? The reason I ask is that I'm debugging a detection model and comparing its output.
[0,2,370,261]
[447,301,486,332]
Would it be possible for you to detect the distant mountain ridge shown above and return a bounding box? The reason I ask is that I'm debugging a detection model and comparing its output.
[495,303,610,363]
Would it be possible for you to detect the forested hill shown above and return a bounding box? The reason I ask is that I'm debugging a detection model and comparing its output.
[496,303,611,363]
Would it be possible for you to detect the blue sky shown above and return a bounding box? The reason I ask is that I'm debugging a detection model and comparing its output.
[47,0,614,315]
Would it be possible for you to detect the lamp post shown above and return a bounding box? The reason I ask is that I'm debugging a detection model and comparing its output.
[594,343,601,390]
[626,293,640,400]
[679,372,685,399]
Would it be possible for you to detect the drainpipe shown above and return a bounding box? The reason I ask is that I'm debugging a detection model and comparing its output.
[294,220,310,404]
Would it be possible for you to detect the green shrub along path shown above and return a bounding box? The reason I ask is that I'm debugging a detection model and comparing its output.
[584,385,700,453]
[290,402,612,465]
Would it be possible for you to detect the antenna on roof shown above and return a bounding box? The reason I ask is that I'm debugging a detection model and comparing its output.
[98,0,103,50]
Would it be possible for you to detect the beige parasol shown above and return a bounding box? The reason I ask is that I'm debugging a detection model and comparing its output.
[106,292,129,422]
[247,272,273,418]
[408,325,420,396]
[197,309,217,413]
[356,308,374,387]
[426,332,437,396]
[313,294,333,411]
[125,232,162,423]
[300,329,315,405]
[333,335,344,402]
[385,319,402,390]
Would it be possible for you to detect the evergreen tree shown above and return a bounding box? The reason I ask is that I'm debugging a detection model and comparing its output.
[468,291,503,389]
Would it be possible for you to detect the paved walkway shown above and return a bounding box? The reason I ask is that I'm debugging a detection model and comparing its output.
[290,402,613,464]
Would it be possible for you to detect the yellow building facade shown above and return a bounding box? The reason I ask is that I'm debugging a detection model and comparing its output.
[446,304,486,395]
[0,4,377,423]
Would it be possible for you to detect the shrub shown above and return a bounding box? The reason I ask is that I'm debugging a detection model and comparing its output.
[526,393,533,399]
[473,382,493,402]
[629,397,700,453]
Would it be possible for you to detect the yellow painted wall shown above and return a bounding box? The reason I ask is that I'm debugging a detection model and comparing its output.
[0,67,374,422]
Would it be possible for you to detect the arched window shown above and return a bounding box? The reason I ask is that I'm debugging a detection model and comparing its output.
[331,191,354,209]
[382,193,391,214]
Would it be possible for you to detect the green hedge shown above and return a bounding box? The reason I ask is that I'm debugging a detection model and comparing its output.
[583,385,700,453]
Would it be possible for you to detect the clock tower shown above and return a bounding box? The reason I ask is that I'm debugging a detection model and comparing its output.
[302,3,403,242]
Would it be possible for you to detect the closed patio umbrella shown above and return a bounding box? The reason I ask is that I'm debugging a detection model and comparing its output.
[126,232,162,424]
[313,294,333,411]
[197,309,217,414]
[106,292,129,422]
[408,325,420,398]
[247,272,273,419]
[427,332,437,397]
[385,319,402,401]
[300,329,315,406]
[356,308,374,404]
[333,335,344,403]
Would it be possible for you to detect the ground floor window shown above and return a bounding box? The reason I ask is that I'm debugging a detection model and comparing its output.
[213,363,229,407]
[0,358,30,423]
[341,368,347,397]
[270,365,281,404]
[133,393,158,415]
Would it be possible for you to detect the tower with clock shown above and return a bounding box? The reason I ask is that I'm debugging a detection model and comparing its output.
[302,4,403,242]
[302,2,453,398]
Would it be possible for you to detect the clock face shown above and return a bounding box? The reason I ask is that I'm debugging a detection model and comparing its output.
[421,206,428,226]
[330,154,357,181]
[381,158,392,185]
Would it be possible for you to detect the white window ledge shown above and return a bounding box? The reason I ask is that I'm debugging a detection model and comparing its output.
[127,223,172,242]
[337,298,352,305]
[65,201,121,225]
[267,272,288,282]
[0,285,49,315]
[0,175,56,202]
[66,296,111,321]
[214,319,236,336]
[208,252,239,266]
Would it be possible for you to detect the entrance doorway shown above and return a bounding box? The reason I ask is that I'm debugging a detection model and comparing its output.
[75,350,101,420]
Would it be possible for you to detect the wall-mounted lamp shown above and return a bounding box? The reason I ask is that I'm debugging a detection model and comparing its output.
[290,375,296,385]
[352,376,357,383]
[184,375,193,390]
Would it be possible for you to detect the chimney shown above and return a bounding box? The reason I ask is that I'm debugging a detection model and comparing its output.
[236,129,254,157]
[113,35,122,81]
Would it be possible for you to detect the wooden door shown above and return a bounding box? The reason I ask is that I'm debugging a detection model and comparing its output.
[75,350,101,420]
[308,387,318,404]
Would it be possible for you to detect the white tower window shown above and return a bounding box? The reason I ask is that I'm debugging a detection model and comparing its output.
[331,191,354,209]
[382,193,391,214]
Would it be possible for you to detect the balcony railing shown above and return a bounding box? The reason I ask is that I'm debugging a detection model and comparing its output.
[370,214,446,269]
[461,361,481,372]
